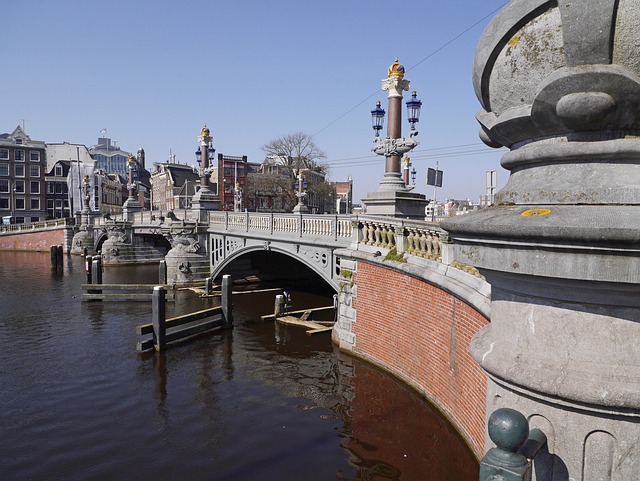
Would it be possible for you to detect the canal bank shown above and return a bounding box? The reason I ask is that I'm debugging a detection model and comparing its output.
[0,252,477,480]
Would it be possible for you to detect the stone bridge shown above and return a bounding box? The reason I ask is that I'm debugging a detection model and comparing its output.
[0,210,492,456]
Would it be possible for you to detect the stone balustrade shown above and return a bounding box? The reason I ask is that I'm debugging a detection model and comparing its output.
[0,217,74,234]
[209,212,354,241]
[356,216,446,262]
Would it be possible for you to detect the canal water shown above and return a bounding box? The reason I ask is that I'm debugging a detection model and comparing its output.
[0,251,478,481]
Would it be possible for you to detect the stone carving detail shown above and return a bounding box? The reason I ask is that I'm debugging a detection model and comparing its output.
[171,235,200,253]
[300,247,328,268]
[225,238,242,255]
[105,225,127,243]
[178,261,191,274]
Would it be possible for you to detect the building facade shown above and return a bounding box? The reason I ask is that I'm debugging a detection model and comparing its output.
[150,162,200,211]
[0,126,46,223]
[44,161,71,219]
[215,154,248,211]
[89,136,133,176]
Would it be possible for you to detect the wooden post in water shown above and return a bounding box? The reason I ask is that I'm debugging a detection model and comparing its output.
[205,277,213,295]
[85,255,93,284]
[159,260,167,284]
[274,294,285,318]
[50,245,63,269]
[221,274,233,329]
[56,245,63,268]
[91,257,102,285]
[152,286,167,351]
[90,257,102,299]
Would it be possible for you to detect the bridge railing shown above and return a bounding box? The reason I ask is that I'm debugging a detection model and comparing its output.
[91,209,198,226]
[355,215,448,262]
[206,212,453,263]
[0,217,75,234]
[209,212,354,241]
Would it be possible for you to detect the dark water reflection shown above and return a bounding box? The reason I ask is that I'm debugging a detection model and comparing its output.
[0,252,478,480]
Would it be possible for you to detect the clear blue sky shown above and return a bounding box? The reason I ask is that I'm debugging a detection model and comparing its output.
[3,0,508,204]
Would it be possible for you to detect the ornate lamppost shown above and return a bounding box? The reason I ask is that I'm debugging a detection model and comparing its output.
[191,125,219,219]
[362,58,427,218]
[81,173,91,227]
[123,153,141,220]
[292,168,308,213]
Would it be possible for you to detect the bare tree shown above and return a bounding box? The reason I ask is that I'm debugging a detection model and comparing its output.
[260,132,334,213]
[261,132,327,176]
[245,172,295,212]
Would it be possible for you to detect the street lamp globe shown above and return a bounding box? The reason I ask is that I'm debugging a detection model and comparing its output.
[371,100,386,136]
[406,91,422,130]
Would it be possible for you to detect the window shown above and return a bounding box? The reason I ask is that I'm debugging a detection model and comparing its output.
[55,165,63,176]
[0,180,7,193]
[30,151,40,162]
[15,197,25,210]
[0,198,8,209]
[30,198,40,210]
[15,138,23,145]
[30,216,40,223]
[30,165,40,177]
[30,181,40,194]
[14,181,24,193]
[47,183,55,194]
[0,164,8,176]
[15,165,24,177]
[0,149,8,160]
[14,150,25,162]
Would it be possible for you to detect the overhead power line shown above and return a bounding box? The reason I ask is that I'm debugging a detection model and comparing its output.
[311,2,508,139]
[325,146,503,168]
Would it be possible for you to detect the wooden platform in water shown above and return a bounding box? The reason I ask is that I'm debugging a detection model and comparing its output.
[274,314,334,336]
[260,306,334,322]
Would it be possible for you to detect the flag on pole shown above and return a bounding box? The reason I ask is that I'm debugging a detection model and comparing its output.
[100,128,107,136]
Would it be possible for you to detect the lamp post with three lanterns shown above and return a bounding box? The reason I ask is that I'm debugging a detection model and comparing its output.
[363,58,428,218]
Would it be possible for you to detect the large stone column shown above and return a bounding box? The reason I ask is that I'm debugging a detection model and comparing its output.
[442,2,640,479]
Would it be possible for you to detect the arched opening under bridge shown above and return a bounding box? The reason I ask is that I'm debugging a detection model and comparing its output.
[214,250,336,296]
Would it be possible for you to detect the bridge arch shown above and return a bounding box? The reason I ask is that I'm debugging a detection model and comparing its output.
[210,240,339,291]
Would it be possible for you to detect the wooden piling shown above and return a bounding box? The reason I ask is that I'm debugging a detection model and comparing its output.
[90,257,102,300]
[85,255,93,284]
[221,274,233,329]
[152,286,167,351]
[50,245,63,269]
[159,260,167,285]
[274,294,285,318]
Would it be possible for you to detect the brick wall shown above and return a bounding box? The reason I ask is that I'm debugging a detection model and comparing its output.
[348,260,489,457]
[0,229,66,251]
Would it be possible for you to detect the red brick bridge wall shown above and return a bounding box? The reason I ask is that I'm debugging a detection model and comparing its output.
[333,252,490,458]
[0,229,66,252]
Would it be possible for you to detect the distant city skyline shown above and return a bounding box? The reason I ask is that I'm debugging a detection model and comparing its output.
[2,0,508,204]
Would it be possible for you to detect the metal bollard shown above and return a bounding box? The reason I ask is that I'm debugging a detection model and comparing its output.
[205,277,213,295]
[479,408,547,481]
